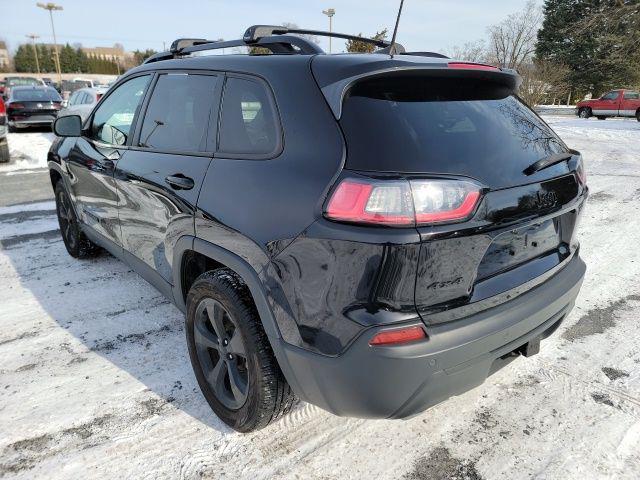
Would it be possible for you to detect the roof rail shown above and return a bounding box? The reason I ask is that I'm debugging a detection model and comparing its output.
[143,24,410,64]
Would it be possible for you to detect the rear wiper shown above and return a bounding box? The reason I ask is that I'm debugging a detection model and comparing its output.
[523,152,573,176]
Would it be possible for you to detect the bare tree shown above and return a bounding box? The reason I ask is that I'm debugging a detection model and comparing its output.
[487,0,541,69]
[518,59,569,106]
[446,40,489,63]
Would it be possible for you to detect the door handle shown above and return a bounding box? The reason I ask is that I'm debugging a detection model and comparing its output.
[165,174,195,190]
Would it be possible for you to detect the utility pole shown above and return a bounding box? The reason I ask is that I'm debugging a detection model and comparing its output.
[322,8,335,53]
[26,34,41,74]
[37,2,63,85]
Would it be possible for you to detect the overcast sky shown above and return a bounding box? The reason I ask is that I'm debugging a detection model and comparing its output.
[2,0,531,54]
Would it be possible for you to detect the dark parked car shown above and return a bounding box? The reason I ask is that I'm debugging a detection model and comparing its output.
[2,76,44,100]
[0,96,8,162]
[7,86,62,131]
[48,26,588,432]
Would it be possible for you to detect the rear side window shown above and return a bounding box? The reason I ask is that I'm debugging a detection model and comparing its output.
[218,76,280,157]
[340,75,568,188]
[624,91,639,100]
[139,74,219,152]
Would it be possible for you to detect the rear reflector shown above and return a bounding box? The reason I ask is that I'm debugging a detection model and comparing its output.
[325,178,482,227]
[369,325,427,346]
[448,62,499,71]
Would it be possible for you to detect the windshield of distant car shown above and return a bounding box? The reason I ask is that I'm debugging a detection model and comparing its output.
[7,78,41,87]
[12,88,62,102]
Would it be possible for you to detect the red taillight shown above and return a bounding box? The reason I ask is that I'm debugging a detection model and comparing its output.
[448,62,498,71]
[8,103,25,110]
[325,178,482,227]
[96,94,103,102]
[369,325,427,346]
[0,99,5,115]
[325,180,414,226]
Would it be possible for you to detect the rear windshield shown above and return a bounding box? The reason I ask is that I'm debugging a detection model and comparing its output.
[340,75,568,188]
[12,88,62,102]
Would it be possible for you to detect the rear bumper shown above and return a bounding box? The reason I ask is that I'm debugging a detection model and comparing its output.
[9,116,56,128]
[278,254,585,418]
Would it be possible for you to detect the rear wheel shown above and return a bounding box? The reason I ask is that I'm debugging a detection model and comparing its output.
[636,110,640,122]
[54,181,101,258]
[578,108,591,119]
[596,115,607,120]
[0,139,9,163]
[186,269,295,432]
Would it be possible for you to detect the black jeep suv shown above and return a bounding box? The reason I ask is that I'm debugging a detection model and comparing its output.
[48,26,587,432]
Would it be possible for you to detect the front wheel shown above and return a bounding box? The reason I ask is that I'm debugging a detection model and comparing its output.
[54,181,101,258]
[186,269,295,432]
[578,108,591,119]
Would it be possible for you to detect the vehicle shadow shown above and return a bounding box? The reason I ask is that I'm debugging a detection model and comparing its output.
[1,226,237,434]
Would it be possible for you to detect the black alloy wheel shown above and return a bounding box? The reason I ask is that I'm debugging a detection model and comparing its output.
[54,181,100,258]
[186,269,296,432]
[193,298,249,410]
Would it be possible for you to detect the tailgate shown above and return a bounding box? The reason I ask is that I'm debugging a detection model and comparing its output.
[414,174,586,324]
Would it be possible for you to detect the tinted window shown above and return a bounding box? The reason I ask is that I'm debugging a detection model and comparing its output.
[12,88,61,102]
[218,77,279,156]
[90,75,150,146]
[139,74,218,152]
[340,75,569,189]
[624,91,639,100]
[601,91,619,100]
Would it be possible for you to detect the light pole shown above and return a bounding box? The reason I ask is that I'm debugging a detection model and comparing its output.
[37,2,63,85]
[26,34,41,74]
[322,8,335,53]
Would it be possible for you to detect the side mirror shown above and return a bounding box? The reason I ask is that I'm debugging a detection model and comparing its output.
[53,115,82,137]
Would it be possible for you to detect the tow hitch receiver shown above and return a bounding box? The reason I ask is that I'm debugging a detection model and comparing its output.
[518,337,541,357]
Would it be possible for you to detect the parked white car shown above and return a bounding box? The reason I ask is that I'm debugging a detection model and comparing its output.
[58,87,107,123]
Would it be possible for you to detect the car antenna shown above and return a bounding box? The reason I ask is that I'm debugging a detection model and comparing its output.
[388,0,405,57]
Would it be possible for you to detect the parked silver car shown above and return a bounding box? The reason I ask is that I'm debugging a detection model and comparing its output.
[59,87,107,123]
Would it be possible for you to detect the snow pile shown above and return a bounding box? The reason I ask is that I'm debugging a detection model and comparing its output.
[0,131,55,173]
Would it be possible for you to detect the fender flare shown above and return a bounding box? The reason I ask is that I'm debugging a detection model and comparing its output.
[172,235,281,342]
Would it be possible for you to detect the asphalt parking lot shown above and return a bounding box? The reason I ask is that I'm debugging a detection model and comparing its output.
[1,116,640,479]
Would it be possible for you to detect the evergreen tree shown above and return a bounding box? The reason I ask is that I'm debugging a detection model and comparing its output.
[345,30,388,53]
[537,0,640,97]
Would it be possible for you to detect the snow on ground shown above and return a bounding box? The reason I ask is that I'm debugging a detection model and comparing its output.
[1,116,640,479]
[0,130,55,173]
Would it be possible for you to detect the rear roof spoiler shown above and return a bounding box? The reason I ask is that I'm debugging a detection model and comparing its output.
[313,60,522,119]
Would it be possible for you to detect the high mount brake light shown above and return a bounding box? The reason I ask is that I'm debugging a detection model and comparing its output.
[324,178,482,227]
[447,62,499,71]
[369,325,427,346]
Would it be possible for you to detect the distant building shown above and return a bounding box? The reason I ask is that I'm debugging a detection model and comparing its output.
[81,44,132,64]
[0,41,10,69]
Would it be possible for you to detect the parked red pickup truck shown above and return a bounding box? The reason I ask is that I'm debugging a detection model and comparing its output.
[576,89,640,121]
